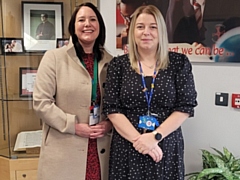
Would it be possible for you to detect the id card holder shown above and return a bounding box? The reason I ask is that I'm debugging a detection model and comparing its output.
[89,105,100,126]
[138,115,158,131]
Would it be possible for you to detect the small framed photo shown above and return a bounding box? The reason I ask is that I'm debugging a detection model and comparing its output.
[19,67,38,97]
[22,1,63,52]
[0,38,25,54]
[56,38,69,48]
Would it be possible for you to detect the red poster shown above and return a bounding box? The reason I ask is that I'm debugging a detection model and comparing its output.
[116,0,240,62]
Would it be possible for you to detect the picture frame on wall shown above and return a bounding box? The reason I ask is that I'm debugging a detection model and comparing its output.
[0,38,25,54]
[56,38,69,48]
[22,1,63,52]
[19,67,38,97]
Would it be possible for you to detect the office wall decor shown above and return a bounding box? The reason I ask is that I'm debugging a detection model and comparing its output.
[56,38,69,48]
[115,0,240,62]
[22,1,63,52]
[19,67,38,97]
[0,38,25,54]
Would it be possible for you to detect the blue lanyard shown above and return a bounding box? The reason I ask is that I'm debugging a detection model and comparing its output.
[138,61,157,115]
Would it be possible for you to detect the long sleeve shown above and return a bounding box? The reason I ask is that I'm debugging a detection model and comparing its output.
[33,50,77,135]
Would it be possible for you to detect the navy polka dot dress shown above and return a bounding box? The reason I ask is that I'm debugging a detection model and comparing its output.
[103,52,197,180]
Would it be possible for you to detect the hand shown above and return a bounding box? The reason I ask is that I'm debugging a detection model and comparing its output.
[89,120,112,139]
[75,123,93,138]
[192,42,204,49]
[75,120,112,139]
[192,42,211,56]
[36,33,43,39]
[148,145,163,162]
[133,132,158,154]
[120,28,128,37]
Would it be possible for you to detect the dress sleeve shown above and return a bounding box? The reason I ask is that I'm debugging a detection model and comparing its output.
[173,54,198,117]
[103,56,123,115]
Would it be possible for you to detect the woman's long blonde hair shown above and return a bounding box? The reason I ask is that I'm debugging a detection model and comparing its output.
[128,5,169,72]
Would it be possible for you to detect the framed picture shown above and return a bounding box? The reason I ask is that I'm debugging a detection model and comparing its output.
[0,38,25,54]
[56,38,69,48]
[22,1,63,52]
[19,67,38,97]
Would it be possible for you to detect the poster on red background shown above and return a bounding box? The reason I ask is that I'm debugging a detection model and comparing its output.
[116,0,240,62]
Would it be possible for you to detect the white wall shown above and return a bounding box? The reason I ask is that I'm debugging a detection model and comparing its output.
[100,0,240,175]
[99,0,123,56]
[183,63,240,174]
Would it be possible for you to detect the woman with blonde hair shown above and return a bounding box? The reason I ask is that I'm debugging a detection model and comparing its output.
[104,5,197,179]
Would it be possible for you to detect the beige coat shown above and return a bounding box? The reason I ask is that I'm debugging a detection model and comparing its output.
[33,39,113,180]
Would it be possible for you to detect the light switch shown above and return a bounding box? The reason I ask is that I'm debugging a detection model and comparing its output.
[215,92,228,106]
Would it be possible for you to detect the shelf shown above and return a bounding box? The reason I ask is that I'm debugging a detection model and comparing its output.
[0,52,45,57]
[0,147,39,159]
[0,96,33,101]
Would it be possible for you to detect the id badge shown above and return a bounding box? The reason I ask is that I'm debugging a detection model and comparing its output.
[138,115,158,131]
[89,105,100,126]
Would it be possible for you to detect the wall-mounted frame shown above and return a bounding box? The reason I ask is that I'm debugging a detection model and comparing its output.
[19,67,38,97]
[56,38,69,48]
[22,1,63,52]
[0,38,25,54]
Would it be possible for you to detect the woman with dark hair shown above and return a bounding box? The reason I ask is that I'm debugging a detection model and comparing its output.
[33,2,112,180]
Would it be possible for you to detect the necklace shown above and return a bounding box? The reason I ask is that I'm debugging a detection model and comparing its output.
[141,61,155,69]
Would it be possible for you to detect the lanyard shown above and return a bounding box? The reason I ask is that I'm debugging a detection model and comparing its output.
[138,61,157,115]
[81,58,98,102]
